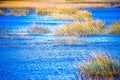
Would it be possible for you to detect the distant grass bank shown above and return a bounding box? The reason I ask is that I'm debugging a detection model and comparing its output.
[0,0,120,3]
[49,9,92,21]
[66,0,120,3]
[0,1,112,9]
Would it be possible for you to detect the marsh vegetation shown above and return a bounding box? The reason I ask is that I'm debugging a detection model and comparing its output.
[27,24,50,34]
[49,10,92,21]
[55,21,105,36]
[10,8,29,16]
[54,37,87,45]
[65,0,120,3]
[109,22,120,35]
[0,2,120,79]
[0,34,30,40]
[0,10,5,16]
[77,54,120,80]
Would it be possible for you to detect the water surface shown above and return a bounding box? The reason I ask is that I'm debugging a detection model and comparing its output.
[0,8,120,80]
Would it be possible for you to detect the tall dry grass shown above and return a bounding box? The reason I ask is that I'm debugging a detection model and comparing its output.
[28,24,50,34]
[36,9,52,15]
[77,54,120,80]
[10,8,29,16]
[55,21,105,36]
[0,1,111,9]
[36,8,77,15]
[66,0,120,3]
[73,11,92,21]
[0,10,5,16]
[49,9,92,21]
[109,22,120,35]
[0,0,119,2]
[0,34,30,40]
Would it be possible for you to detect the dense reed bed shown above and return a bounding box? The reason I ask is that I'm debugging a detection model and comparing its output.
[50,10,92,21]
[0,0,119,3]
[66,0,120,3]
[36,8,76,15]
[55,21,105,36]
[0,2,111,9]
[77,54,120,80]
[10,8,29,16]
[109,22,120,35]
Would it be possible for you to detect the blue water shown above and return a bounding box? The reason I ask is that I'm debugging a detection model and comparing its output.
[0,8,120,80]
[88,8,120,26]
[0,15,73,32]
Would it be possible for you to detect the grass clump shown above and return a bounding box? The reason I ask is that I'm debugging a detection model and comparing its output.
[109,22,120,35]
[77,54,120,80]
[10,8,29,16]
[53,8,77,14]
[28,24,50,34]
[55,21,105,36]
[0,35,30,40]
[0,10,5,16]
[73,11,92,21]
[36,9,52,15]
[36,8,77,16]
[50,13,73,20]
[36,8,92,21]
[49,10,92,21]
[54,37,86,45]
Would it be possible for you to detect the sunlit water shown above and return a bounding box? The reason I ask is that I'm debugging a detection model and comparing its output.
[0,8,120,80]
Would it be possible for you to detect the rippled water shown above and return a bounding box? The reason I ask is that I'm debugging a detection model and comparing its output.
[88,8,120,26]
[0,8,120,80]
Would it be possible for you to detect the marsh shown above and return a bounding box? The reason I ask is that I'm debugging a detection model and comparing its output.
[0,8,120,80]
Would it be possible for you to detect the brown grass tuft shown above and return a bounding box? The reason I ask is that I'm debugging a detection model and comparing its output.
[55,21,105,36]
[28,24,50,34]
[49,10,92,21]
[109,22,120,35]
[77,54,120,80]
[10,8,29,16]
[0,10,5,16]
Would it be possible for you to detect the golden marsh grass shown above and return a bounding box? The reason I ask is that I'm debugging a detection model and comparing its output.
[0,1,110,9]
[109,22,120,35]
[10,8,29,16]
[36,8,77,15]
[0,10,5,16]
[49,9,92,21]
[55,21,105,36]
[28,24,50,34]
[66,0,120,3]
[77,54,120,80]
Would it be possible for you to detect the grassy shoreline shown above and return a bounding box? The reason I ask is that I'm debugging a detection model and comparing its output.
[0,0,120,3]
